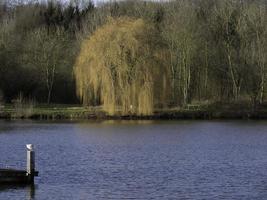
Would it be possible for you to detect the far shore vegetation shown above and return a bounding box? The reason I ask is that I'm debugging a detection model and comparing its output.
[0,0,267,119]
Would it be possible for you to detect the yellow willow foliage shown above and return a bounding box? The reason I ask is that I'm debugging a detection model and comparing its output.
[74,17,170,115]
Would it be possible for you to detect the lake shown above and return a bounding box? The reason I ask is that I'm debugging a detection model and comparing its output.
[1,120,267,199]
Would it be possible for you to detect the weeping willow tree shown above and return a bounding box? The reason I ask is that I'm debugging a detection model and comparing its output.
[74,17,170,115]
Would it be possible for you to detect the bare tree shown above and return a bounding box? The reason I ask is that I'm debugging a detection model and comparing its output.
[163,1,197,106]
[27,27,67,104]
[214,0,245,101]
[240,2,267,107]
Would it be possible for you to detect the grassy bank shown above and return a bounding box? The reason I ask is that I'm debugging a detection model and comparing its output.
[1,102,267,120]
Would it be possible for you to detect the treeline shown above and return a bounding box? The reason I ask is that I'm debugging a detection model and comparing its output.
[1,0,267,114]
[0,0,94,103]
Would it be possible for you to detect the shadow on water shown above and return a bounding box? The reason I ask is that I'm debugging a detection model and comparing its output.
[0,184,36,200]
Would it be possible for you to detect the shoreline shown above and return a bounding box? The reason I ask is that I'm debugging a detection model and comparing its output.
[1,105,267,120]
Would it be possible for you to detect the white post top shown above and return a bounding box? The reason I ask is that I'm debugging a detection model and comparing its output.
[26,144,34,151]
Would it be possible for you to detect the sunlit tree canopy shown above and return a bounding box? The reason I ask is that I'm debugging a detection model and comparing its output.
[74,17,170,115]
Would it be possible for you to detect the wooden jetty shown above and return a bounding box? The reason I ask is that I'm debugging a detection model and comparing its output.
[0,144,38,184]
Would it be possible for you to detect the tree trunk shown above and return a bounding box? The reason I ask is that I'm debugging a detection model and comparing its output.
[227,44,239,101]
[47,89,51,104]
[204,42,208,99]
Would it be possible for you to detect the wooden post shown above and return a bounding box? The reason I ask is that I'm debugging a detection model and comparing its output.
[26,144,35,183]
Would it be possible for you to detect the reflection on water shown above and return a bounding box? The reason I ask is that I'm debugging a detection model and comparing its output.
[98,120,156,125]
[0,184,35,200]
[28,184,35,200]
[1,120,267,199]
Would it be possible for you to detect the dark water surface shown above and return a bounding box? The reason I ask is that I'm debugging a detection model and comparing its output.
[1,120,267,200]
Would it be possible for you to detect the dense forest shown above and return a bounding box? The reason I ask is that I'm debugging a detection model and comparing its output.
[0,0,266,115]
